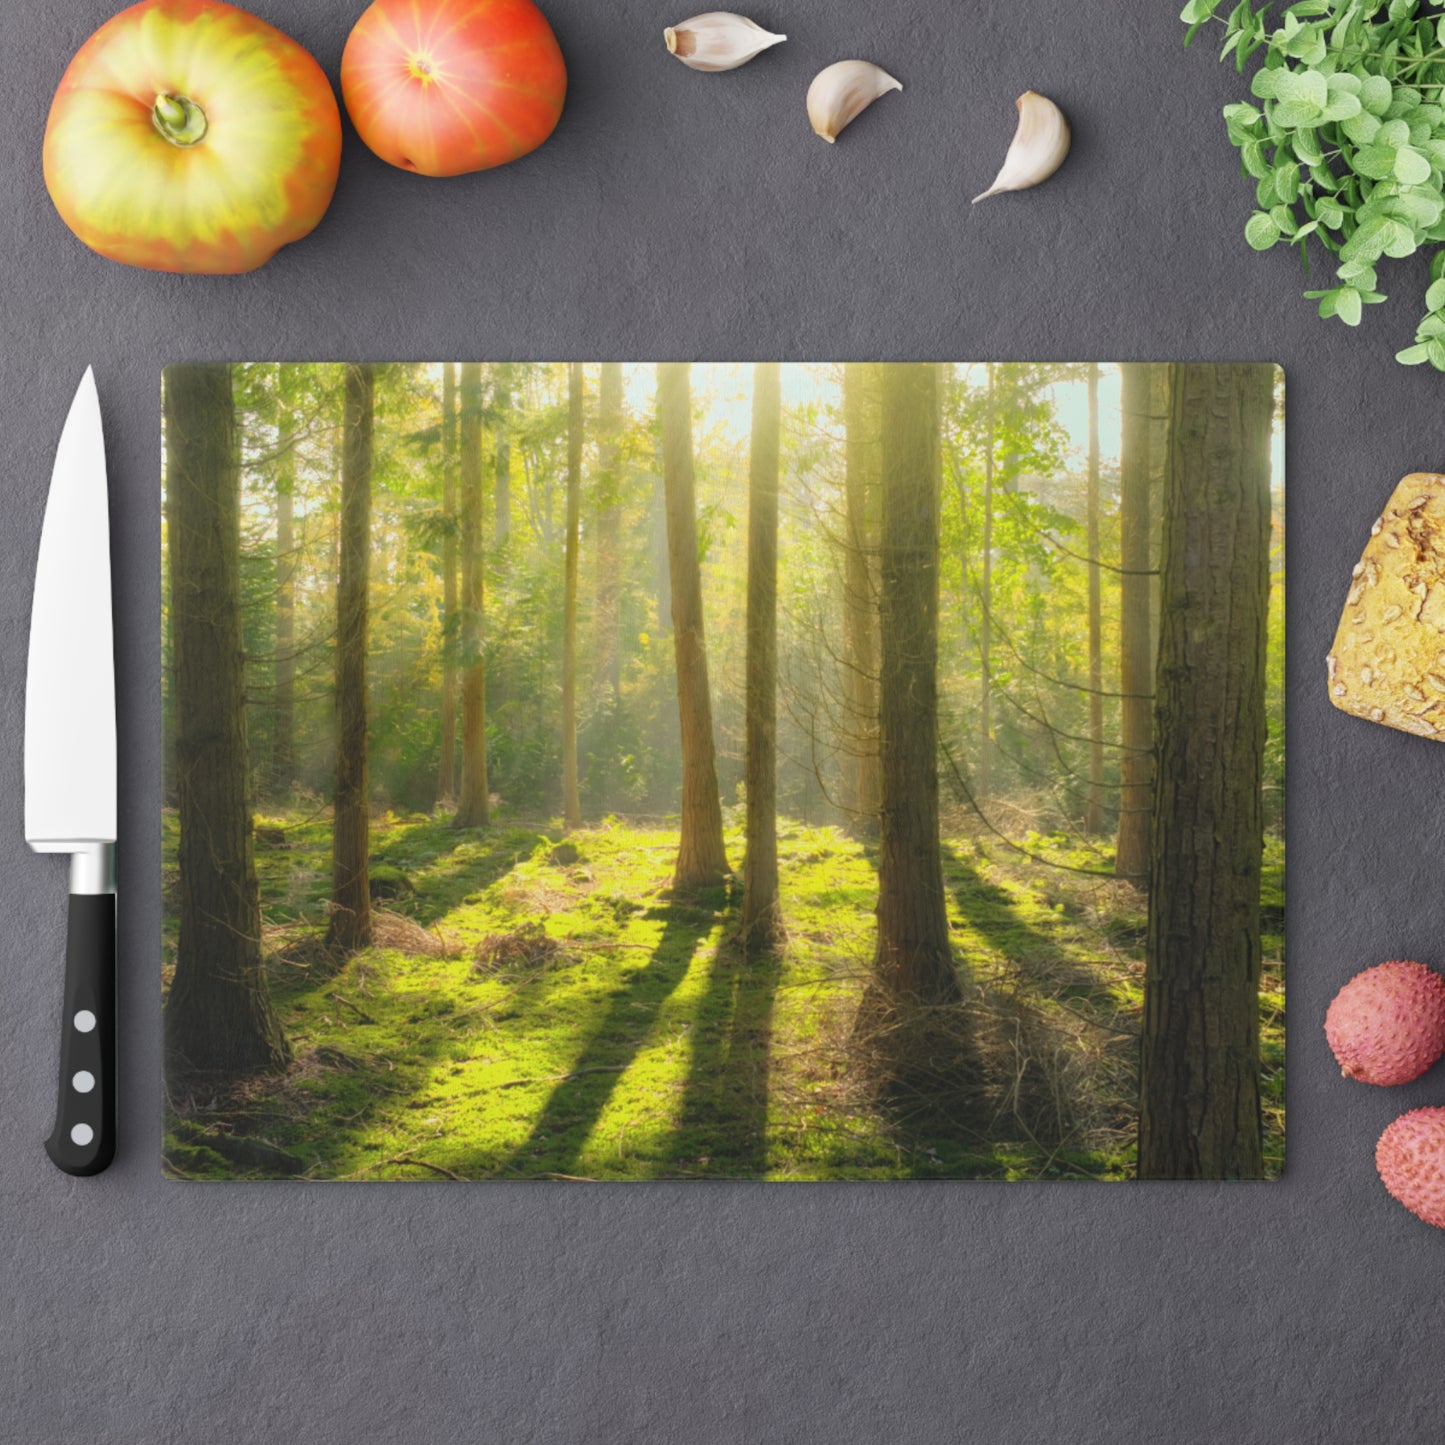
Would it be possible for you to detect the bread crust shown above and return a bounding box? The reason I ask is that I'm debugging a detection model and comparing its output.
[1328,472,1445,738]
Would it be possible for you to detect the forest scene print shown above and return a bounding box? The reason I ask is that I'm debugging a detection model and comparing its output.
[161,361,1284,1182]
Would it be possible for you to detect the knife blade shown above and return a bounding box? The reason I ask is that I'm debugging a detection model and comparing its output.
[24,367,116,1177]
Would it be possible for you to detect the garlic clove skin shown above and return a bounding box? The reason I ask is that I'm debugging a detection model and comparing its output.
[664,13,786,72]
[972,91,1071,202]
[806,60,902,144]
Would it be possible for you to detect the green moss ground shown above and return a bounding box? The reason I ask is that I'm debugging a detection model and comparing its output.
[162,814,1284,1181]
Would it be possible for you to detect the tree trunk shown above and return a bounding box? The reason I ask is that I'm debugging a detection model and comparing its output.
[490,364,512,717]
[273,365,297,796]
[743,362,783,952]
[842,363,882,833]
[454,363,491,828]
[979,364,995,803]
[595,362,624,708]
[327,364,374,952]
[493,363,512,548]
[651,463,671,633]
[1116,363,1153,884]
[437,362,458,805]
[657,363,730,889]
[562,363,583,832]
[863,363,960,1012]
[163,364,290,1076]
[1138,363,1272,1180]
[1085,363,1104,834]
[1148,363,1171,673]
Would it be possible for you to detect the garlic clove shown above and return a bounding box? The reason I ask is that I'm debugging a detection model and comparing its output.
[664,12,786,72]
[972,91,1071,202]
[806,60,902,144]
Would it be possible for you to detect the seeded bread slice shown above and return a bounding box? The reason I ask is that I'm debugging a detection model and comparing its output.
[1328,472,1445,739]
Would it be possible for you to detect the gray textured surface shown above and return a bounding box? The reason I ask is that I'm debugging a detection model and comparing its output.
[1,0,1440,1440]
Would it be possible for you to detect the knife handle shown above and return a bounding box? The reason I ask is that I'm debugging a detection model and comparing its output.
[44,893,115,1177]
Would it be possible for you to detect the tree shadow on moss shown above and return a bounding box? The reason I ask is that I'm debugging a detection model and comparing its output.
[933,843,1139,1170]
[495,904,716,1178]
[669,940,783,1177]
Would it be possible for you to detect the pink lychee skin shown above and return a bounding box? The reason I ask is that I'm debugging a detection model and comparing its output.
[1377,1108,1445,1229]
[1324,960,1445,1086]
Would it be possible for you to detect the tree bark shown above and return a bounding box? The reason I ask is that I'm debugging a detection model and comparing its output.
[1116,363,1153,884]
[842,363,882,833]
[595,362,624,708]
[979,365,995,804]
[1137,363,1272,1180]
[272,364,297,796]
[437,362,458,805]
[1148,363,1171,674]
[562,363,583,832]
[164,364,290,1076]
[743,362,783,952]
[454,363,491,828]
[657,363,730,889]
[493,363,512,548]
[327,364,374,952]
[864,364,960,1011]
[1085,363,1104,834]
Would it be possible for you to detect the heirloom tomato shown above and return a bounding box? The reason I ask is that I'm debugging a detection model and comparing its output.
[44,0,342,274]
[341,0,567,177]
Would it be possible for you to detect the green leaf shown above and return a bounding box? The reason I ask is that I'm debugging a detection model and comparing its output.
[1342,111,1382,145]
[1355,144,1400,179]
[1321,91,1363,121]
[1387,85,1422,118]
[1241,138,1272,177]
[1335,286,1364,324]
[1397,343,1433,363]
[1236,138,1271,178]
[1383,220,1419,259]
[1428,336,1445,370]
[1223,101,1263,129]
[1251,68,1283,100]
[1272,99,1326,127]
[1316,197,1345,228]
[1180,0,1219,20]
[1341,214,1392,261]
[1245,211,1282,249]
[1360,74,1393,115]
[1394,146,1433,184]
[1274,161,1302,203]
[1426,277,1445,311]
[1275,68,1329,108]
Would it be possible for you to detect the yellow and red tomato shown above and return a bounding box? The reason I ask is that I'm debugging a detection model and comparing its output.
[341,0,566,177]
[44,0,342,274]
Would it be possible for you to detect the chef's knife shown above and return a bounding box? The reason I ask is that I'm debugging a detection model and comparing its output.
[25,368,116,1176]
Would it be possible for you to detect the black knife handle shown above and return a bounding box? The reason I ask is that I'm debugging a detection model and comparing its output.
[44,893,115,1176]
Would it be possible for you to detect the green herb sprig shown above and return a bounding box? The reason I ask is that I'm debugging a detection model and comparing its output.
[1184,0,1445,369]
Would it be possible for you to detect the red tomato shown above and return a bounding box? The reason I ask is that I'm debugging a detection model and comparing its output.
[341,0,567,177]
[44,0,341,274]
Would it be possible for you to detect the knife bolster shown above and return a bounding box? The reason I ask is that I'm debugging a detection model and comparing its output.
[69,843,115,896]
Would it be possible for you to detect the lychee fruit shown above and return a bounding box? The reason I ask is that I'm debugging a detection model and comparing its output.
[1377,1108,1445,1229]
[1324,959,1445,1085]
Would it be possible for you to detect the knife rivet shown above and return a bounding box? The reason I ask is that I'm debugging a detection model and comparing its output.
[72,1070,95,1093]
[70,1123,93,1146]
[73,1010,96,1033]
